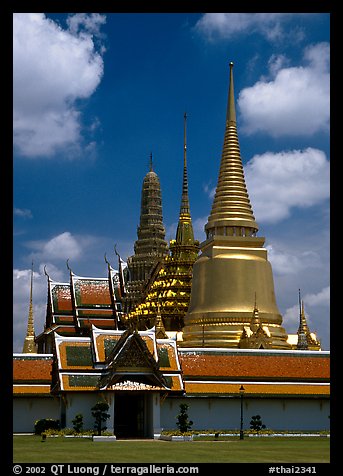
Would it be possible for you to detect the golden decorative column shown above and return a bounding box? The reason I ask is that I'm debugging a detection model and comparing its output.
[22,262,38,353]
[181,62,290,349]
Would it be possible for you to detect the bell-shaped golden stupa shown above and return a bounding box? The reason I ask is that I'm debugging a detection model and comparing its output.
[181,62,290,349]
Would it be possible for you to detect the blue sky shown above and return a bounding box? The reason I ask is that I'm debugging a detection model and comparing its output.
[13,13,330,351]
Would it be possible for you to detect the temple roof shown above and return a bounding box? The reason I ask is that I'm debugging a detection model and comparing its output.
[38,268,124,347]
[13,348,329,398]
[179,349,329,382]
[51,326,184,393]
[13,354,53,382]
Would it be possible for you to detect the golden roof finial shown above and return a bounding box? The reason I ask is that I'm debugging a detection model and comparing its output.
[155,300,168,339]
[205,61,258,239]
[297,289,309,350]
[227,61,236,124]
[22,261,37,353]
[251,292,261,332]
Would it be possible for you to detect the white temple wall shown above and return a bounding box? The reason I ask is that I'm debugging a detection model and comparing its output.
[13,397,60,433]
[63,392,115,433]
[161,397,330,432]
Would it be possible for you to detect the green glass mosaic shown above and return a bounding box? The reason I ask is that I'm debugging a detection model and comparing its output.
[66,345,93,367]
[158,347,171,367]
[68,374,100,388]
[104,339,118,360]
[163,376,173,388]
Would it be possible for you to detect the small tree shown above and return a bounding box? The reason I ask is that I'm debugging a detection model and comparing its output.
[91,401,110,436]
[176,403,193,433]
[250,414,266,433]
[72,413,83,433]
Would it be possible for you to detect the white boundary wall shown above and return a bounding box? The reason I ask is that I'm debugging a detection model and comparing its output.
[13,397,60,433]
[161,397,330,432]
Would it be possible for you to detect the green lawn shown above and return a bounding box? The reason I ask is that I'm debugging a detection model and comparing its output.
[13,435,330,463]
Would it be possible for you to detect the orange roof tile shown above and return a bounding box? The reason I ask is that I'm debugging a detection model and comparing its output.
[13,358,52,382]
[179,353,329,381]
[74,279,112,307]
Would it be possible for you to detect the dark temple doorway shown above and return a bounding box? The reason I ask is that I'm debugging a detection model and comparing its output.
[114,393,145,438]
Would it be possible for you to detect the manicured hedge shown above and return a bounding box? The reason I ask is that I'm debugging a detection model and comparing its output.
[34,418,60,435]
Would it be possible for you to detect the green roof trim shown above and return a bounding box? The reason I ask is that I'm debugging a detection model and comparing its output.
[158,347,171,368]
[68,374,100,388]
[66,345,93,367]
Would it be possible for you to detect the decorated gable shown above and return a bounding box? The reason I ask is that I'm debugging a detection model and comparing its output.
[52,326,184,393]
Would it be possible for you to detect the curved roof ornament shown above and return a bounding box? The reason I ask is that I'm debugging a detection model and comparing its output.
[114,243,120,258]
[66,258,72,275]
[104,252,113,272]
[43,264,50,279]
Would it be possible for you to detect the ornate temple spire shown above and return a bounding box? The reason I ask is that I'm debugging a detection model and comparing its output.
[128,115,199,332]
[124,156,169,312]
[205,62,258,240]
[176,112,195,245]
[129,156,168,281]
[297,289,310,350]
[22,262,37,353]
[180,112,191,219]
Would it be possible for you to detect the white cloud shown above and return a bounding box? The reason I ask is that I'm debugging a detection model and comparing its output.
[13,13,105,158]
[14,208,33,219]
[304,286,330,307]
[192,216,207,242]
[267,54,290,77]
[282,304,300,327]
[238,43,330,137]
[267,244,322,276]
[25,231,115,275]
[42,232,83,260]
[66,13,107,38]
[195,13,306,43]
[27,231,95,262]
[245,147,330,223]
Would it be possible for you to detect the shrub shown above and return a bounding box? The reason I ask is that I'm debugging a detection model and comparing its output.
[72,413,84,433]
[34,418,60,435]
[176,403,193,433]
[91,401,110,436]
[250,415,266,433]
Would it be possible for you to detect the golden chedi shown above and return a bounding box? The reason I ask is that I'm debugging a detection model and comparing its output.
[181,62,290,349]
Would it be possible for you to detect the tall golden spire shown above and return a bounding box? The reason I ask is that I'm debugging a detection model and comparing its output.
[22,262,37,353]
[180,112,191,219]
[181,62,290,349]
[176,112,195,245]
[205,62,258,240]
